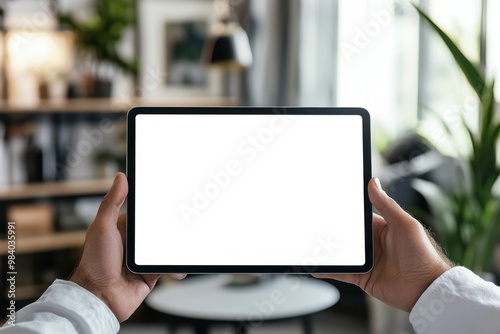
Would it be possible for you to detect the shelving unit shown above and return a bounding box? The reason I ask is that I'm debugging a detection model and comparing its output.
[0,178,113,201]
[0,230,86,256]
[0,97,240,307]
[0,179,110,304]
[0,97,240,115]
[0,179,112,255]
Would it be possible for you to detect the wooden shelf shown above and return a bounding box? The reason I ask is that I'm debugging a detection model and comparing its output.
[0,230,86,255]
[0,179,112,202]
[0,97,240,114]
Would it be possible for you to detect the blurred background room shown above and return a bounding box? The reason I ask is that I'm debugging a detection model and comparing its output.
[1,0,500,333]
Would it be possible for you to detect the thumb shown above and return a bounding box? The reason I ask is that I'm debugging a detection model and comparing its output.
[95,173,128,225]
[368,178,414,227]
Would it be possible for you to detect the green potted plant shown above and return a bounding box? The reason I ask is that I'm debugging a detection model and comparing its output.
[411,5,500,273]
[57,0,137,97]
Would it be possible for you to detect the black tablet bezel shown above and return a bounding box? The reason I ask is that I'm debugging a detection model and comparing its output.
[126,107,373,274]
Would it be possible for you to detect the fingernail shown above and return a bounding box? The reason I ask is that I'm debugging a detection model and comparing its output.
[114,173,120,182]
[374,178,385,193]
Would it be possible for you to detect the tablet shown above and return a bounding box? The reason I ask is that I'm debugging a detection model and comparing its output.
[127,107,372,273]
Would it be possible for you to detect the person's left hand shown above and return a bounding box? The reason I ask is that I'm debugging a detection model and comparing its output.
[70,172,185,322]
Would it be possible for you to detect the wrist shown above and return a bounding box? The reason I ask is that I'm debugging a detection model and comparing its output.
[426,254,453,288]
[70,267,112,312]
[409,260,452,311]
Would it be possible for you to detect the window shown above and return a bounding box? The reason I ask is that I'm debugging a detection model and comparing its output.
[329,0,498,152]
[336,0,419,140]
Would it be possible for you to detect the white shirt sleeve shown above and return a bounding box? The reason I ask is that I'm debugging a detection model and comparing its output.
[0,279,119,334]
[410,266,500,334]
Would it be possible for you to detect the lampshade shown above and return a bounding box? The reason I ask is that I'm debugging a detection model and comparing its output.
[6,30,73,80]
[202,19,252,70]
[5,30,73,104]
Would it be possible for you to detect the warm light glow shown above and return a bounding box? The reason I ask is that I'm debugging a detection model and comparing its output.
[0,33,4,66]
[6,30,74,80]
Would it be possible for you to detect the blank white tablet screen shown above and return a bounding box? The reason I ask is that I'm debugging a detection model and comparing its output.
[134,114,365,266]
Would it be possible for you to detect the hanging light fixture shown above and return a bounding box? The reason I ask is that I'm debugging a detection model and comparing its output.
[202,0,252,70]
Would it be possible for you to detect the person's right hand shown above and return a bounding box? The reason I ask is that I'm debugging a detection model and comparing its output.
[314,178,453,312]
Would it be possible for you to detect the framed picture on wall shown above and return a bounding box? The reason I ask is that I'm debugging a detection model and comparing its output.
[138,0,222,99]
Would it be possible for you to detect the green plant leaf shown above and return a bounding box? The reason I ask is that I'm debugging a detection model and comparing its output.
[411,178,459,258]
[413,5,485,99]
[414,5,500,272]
[478,199,500,270]
[426,106,462,151]
[479,82,496,144]
[57,0,137,76]
[461,113,477,158]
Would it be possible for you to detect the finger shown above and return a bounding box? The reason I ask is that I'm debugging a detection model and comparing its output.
[142,274,161,290]
[312,273,362,287]
[312,273,346,280]
[95,173,128,225]
[373,213,385,224]
[117,214,127,242]
[368,178,414,227]
[171,274,187,280]
[312,216,385,284]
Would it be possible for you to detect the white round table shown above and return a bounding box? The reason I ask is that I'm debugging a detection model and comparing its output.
[146,275,340,334]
